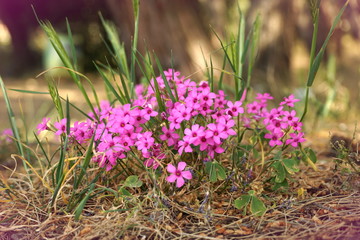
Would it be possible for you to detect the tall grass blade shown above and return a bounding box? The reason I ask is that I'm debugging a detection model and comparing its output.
[66,19,78,71]
[9,89,48,95]
[52,98,70,206]
[235,8,245,100]
[33,132,50,166]
[211,27,236,73]
[47,78,64,119]
[246,14,261,90]
[218,47,228,91]
[154,54,177,102]
[0,76,27,170]
[39,21,98,119]
[306,1,348,87]
[74,183,95,221]
[130,0,140,98]
[73,135,95,190]
[94,63,126,104]
[301,0,348,121]
[100,15,131,103]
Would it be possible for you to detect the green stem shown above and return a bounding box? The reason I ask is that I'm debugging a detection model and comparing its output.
[301,8,319,121]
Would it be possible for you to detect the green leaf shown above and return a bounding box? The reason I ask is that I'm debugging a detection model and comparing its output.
[250,196,266,216]
[124,175,143,188]
[282,158,299,174]
[209,165,217,183]
[307,148,317,163]
[272,161,286,183]
[119,187,132,197]
[214,162,227,181]
[205,161,226,182]
[248,190,255,196]
[272,179,289,191]
[234,195,251,215]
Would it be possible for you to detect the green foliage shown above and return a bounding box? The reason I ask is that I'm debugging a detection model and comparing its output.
[124,175,143,188]
[0,76,27,171]
[234,190,266,216]
[301,0,349,121]
[205,161,227,182]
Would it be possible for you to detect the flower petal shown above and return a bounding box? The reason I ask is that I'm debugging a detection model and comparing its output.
[176,177,185,188]
[166,174,177,183]
[177,161,186,171]
[181,170,192,180]
[167,164,176,173]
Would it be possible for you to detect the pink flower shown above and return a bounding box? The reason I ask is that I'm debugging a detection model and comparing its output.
[205,123,228,145]
[256,93,273,102]
[166,162,192,188]
[184,124,205,144]
[286,132,306,147]
[159,126,179,146]
[178,138,193,155]
[266,119,288,132]
[264,130,284,147]
[144,158,160,169]
[291,121,303,131]
[54,118,67,135]
[198,135,214,151]
[37,117,50,134]
[282,110,299,124]
[135,132,154,154]
[2,128,13,143]
[199,89,216,106]
[141,106,158,120]
[217,117,237,136]
[246,101,261,114]
[207,144,225,158]
[280,94,300,108]
[226,101,244,117]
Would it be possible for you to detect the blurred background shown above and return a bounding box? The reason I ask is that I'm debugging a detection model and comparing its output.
[0,0,359,114]
[0,0,359,163]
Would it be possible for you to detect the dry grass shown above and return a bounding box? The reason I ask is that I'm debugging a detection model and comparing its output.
[1,160,359,240]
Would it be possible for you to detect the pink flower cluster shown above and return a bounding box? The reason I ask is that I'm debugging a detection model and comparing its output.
[244,93,305,147]
[134,69,241,160]
[35,69,306,188]
[38,102,160,171]
[1,128,13,143]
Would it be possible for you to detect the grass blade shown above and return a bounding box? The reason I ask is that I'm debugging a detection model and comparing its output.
[0,76,27,170]
[154,54,177,102]
[130,0,140,98]
[307,1,348,87]
[74,183,95,221]
[39,21,98,119]
[94,62,126,105]
[73,134,95,190]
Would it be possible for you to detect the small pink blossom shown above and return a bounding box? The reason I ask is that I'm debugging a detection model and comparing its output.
[159,126,179,146]
[166,162,192,188]
[286,132,306,147]
[280,94,300,107]
[54,118,67,136]
[2,128,13,143]
[226,101,244,117]
[264,130,284,147]
[37,117,50,134]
